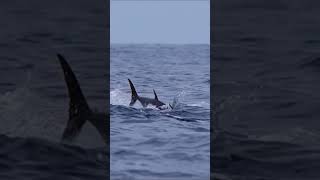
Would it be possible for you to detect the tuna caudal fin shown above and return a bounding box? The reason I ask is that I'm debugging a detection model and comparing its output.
[57,54,92,143]
[128,79,139,106]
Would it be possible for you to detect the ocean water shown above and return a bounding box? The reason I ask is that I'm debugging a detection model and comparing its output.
[111,44,210,180]
[0,0,108,179]
[0,55,108,179]
[213,1,320,179]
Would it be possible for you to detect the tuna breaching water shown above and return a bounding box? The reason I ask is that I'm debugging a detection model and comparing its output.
[111,44,210,180]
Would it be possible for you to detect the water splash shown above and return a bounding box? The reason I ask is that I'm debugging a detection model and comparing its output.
[110,89,130,106]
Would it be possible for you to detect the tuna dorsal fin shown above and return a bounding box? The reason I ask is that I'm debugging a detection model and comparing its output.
[153,89,159,100]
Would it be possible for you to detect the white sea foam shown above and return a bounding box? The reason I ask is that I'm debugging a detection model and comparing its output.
[110,89,130,106]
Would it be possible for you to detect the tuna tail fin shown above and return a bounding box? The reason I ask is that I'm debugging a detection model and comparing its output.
[57,54,92,143]
[128,79,139,106]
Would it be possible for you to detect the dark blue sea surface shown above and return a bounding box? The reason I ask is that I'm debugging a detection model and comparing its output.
[0,55,108,179]
[111,44,210,180]
[213,1,320,179]
[0,0,108,179]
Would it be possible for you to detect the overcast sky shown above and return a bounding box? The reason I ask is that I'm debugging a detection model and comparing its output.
[111,1,209,44]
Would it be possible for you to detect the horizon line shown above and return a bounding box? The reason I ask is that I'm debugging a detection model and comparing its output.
[110,42,209,45]
[112,0,208,1]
